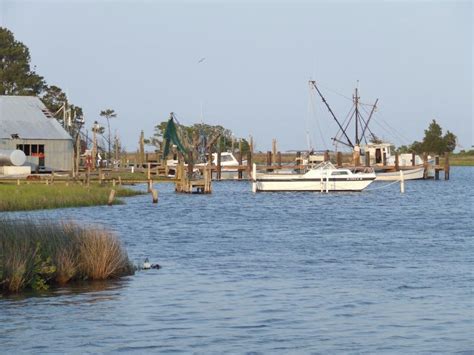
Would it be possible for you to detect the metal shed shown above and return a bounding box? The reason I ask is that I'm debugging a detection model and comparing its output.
[0,96,74,171]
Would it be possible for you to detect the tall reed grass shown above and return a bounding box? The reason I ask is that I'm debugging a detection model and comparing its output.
[0,184,142,212]
[0,219,134,293]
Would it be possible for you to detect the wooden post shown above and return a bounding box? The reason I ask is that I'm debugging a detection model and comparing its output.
[353,149,360,167]
[336,152,342,167]
[112,179,116,187]
[383,152,387,166]
[147,163,151,179]
[411,152,416,166]
[435,156,440,180]
[16,179,20,186]
[187,151,194,179]
[238,152,243,180]
[277,151,282,167]
[444,153,450,180]
[365,151,370,167]
[86,166,90,186]
[151,189,158,203]
[118,176,122,186]
[147,179,153,193]
[324,150,330,162]
[272,139,277,164]
[246,151,252,177]
[395,153,399,171]
[266,151,272,171]
[108,189,116,206]
[296,151,301,173]
[217,150,222,181]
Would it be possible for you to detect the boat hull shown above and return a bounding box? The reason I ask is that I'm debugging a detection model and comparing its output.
[375,167,425,181]
[255,176,375,192]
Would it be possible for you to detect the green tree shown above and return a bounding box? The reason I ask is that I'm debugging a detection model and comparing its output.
[0,27,45,95]
[100,109,117,161]
[443,130,457,153]
[41,85,67,114]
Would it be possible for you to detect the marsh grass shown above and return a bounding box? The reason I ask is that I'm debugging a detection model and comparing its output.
[0,219,134,293]
[0,184,142,212]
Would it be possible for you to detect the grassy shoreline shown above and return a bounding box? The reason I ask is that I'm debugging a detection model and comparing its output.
[0,220,134,293]
[0,184,143,212]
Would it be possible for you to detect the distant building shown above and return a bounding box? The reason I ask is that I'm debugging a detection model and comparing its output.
[0,96,74,171]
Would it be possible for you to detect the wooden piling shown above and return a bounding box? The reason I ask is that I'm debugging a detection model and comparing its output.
[324,150,330,162]
[108,189,116,206]
[435,156,440,180]
[118,176,122,186]
[383,152,387,166]
[336,152,342,167]
[411,152,416,166]
[247,151,253,175]
[277,151,282,167]
[272,139,277,164]
[296,151,301,173]
[444,153,450,180]
[147,179,153,193]
[217,150,222,181]
[147,163,151,179]
[16,179,20,186]
[395,153,399,171]
[365,151,370,167]
[112,179,116,187]
[238,152,243,180]
[266,151,272,171]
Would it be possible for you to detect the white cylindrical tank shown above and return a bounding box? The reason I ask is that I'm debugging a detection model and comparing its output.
[0,149,27,166]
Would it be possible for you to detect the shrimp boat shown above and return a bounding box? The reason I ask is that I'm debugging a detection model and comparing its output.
[252,161,376,192]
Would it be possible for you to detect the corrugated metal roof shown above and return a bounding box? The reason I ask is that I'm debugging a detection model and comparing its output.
[0,96,72,140]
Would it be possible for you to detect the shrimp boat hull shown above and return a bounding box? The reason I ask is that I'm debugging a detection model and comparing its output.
[375,167,425,181]
[253,162,376,192]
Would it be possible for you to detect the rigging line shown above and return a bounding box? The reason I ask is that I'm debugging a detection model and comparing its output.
[361,105,410,144]
[362,106,409,145]
[309,87,328,149]
[358,108,379,142]
[335,106,356,142]
[377,115,412,144]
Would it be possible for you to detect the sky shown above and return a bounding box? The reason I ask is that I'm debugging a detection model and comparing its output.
[1,0,472,152]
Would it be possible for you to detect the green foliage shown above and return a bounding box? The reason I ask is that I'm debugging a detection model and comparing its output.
[398,120,457,155]
[149,120,250,155]
[0,27,45,95]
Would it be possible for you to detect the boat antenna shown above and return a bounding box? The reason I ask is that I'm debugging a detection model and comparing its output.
[309,80,354,148]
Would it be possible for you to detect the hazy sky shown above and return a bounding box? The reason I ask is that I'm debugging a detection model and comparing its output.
[1,0,472,152]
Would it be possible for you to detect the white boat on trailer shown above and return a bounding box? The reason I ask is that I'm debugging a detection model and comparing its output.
[252,161,376,192]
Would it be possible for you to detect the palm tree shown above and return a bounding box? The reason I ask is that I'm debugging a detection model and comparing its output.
[100,109,117,162]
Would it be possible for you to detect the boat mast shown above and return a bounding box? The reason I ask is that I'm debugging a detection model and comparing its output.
[310,81,354,148]
[354,85,360,145]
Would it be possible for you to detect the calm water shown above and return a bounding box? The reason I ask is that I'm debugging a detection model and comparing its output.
[1,167,473,353]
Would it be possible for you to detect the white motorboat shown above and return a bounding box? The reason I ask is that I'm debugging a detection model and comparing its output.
[252,161,376,192]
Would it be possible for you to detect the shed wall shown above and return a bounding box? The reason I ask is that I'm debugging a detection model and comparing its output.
[0,139,73,171]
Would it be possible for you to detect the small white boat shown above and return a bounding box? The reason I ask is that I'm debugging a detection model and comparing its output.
[252,162,376,192]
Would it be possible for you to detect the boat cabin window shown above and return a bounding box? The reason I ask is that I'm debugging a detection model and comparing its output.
[331,171,349,176]
[220,155,234,162]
